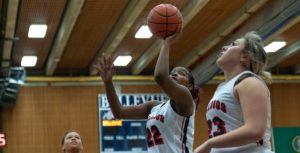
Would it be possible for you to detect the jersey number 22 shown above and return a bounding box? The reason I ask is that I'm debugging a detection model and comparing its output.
[147,125,164,147]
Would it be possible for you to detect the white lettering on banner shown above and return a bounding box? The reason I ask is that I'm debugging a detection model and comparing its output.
[99,94,168,109]
[100,96,110,108]
[134,96,140,105]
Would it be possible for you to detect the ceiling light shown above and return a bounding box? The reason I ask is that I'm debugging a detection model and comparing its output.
[135,25,152,39]
[113,56,132,66]
[264,41,286,53]
[21,56,37,67]
[28,24,47,38]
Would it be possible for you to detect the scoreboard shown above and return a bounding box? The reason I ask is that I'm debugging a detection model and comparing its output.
[98,94,168,153]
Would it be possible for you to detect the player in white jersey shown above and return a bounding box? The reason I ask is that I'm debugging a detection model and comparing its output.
[194,31,273,153]
[94,29,200,153]
[147,99,195,153]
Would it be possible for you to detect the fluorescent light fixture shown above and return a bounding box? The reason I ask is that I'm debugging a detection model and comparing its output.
[264,41,286,53]
[135,25,152,39]
[21,56,37,67]
[113,56,132,66]
[28,24,47,38]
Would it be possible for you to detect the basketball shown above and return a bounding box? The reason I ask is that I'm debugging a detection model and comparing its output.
[147,4,183,39]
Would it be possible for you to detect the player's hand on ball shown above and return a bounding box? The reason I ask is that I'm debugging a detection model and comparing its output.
[165,27,182,44]
[93,54,114,82]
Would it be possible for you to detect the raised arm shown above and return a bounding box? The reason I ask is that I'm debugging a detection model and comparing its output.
[154,30,194,116]
[93,54,159,119]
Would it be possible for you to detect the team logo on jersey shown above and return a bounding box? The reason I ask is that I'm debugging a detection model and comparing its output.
[292,135,300,152]
[148,114,165,123]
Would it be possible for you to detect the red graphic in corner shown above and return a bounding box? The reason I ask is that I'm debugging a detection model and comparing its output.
[0,133,6,147]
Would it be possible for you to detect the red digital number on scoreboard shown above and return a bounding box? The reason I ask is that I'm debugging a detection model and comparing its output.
[0,133,6,147]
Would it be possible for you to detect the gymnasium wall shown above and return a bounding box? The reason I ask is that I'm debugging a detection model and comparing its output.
[1,83,300,153]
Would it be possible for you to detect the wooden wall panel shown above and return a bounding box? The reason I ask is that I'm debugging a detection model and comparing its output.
[270,83,300,126]
[2,83,300,153]
[2,86,104,153]
[193,84,217,146]
[122,84,162,93]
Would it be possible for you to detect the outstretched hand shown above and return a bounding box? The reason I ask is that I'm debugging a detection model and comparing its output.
[93,54,114,82]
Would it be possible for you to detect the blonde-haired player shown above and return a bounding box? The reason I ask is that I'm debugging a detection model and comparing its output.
[194,31,273,153]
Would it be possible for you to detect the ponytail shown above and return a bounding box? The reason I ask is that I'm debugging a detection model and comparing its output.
[259,70,272,84]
